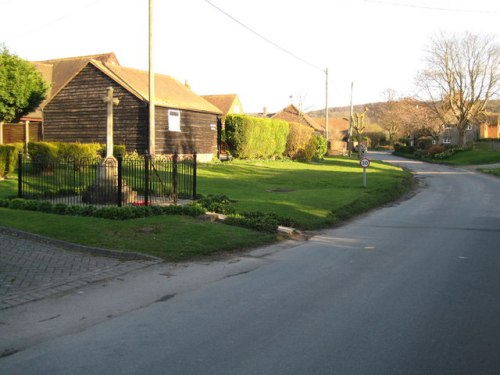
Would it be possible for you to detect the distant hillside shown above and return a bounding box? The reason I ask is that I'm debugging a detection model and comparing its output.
[309,99,500,124]
[308,102,388,126]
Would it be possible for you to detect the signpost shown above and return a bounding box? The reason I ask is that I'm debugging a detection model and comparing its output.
[360,158,370,188]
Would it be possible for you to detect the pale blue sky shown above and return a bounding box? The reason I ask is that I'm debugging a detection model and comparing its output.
[1,0,499,113]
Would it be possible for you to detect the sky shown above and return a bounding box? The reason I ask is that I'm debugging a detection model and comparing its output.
[1,0,499,114]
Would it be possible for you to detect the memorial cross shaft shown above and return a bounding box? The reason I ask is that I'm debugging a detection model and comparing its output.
[102,87,120,159]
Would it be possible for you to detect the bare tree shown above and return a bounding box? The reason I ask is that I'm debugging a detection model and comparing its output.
[378,89,407,144]
[415,32,500,146]
[351,107,369,158]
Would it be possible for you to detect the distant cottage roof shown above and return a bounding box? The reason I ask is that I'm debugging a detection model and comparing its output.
[271,104,323,132]
[202,94,241,114]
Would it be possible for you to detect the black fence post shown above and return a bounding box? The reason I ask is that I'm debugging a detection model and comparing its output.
[117,155,123,207]
[192,152,197,199]
[17,152,23,198]
[144,153,150,206]
[173,152,178,205]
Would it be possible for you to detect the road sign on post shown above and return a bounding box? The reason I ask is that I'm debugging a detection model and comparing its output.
[360,158,370,188]
[360,158,370,168]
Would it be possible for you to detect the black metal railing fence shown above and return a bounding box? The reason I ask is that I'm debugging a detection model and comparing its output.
[17,153,197,206]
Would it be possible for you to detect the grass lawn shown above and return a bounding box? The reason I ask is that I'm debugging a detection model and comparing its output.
[198,157,412,229]
[440,149,500,165]
[0,208,276,261]
[479,168,500,177]
[0,156,412,259]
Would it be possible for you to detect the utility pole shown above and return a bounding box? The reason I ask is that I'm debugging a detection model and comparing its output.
[324,68,329,149]
[148,0,155,156]
[348,81,354,157]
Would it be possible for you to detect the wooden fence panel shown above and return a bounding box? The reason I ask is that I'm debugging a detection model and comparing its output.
[1,122,42,144]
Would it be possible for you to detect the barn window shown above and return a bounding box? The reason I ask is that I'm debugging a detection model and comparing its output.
[168,109,181,132]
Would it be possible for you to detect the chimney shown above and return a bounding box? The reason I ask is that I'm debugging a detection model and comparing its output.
[184,80,191,90]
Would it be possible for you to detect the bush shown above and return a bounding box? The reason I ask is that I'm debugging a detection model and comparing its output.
[427,144,446,157]
[224,114,289,159]
[0,143,23,178]
[224,211,297,233]
[28,141,59,172]
[365,132,387,148]
[311,134,327,160]
[415,136,434,150]
[286,122,314,159]
[393,143,415,154]
[99,144,127,158]
[196,194,236,215]
[224,212,279,233]
[57,142,101,162]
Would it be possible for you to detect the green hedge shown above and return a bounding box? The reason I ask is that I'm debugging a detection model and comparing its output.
[0,143,23,178]
[224,114,289,159]
[28,141,126,162]
[0,198,206,219]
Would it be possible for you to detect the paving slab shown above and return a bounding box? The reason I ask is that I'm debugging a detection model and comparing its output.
[0,228,161,310]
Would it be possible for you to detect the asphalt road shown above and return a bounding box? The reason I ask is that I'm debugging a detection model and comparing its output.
[1,153,500,374]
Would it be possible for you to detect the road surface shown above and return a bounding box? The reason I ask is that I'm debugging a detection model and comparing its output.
[1,152,499,374]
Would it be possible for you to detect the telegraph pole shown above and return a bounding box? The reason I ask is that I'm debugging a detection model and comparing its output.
[325,68,329,146]
[148,0,155,156]
[348,81,354,157]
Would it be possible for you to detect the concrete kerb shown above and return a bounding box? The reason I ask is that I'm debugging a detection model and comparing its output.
[0,226,163,262]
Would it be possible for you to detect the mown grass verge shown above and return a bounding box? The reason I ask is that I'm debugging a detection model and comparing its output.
[0,156,413,259]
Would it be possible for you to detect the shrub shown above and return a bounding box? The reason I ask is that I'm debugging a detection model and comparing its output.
[365,132,387,148]
[286,122,314,159]
[393,143,415,155]
[99,144,127,158]
[27,141,59,172]
[57,142,101,162]
[224,114,289,159]
[224,213,279,233]
[427,144,446,157]
[0,143,23,178]
[224,211,297,233]
[311,134,327,160]
[196,194,236,215]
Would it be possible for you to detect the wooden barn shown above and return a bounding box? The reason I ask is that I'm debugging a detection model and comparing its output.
[36,53,222,161]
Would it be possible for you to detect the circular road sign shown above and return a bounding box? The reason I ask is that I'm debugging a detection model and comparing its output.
[360,158,370,168]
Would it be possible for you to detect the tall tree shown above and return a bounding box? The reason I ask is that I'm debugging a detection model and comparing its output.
[415,32,500,146]
[0,46,49,123]
[378,89,407,144]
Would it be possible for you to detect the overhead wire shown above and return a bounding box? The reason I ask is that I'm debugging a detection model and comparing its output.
[204,0,325,73]
[363,0,500,15]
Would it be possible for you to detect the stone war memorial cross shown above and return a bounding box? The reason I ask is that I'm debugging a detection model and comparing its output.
[103,86,120,159]
[82,87,137,204]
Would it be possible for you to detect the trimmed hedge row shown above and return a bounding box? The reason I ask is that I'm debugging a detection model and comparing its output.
[0,198,206,220]
[224,115,327,161]
[28,141,126,161]
[224,114,289,159]
[0,195,293,233]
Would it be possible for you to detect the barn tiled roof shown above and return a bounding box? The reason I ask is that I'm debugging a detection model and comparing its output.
[29,52,221,118]
[25,53,119,119]
[92,62,221,114]
[38,53,119,104]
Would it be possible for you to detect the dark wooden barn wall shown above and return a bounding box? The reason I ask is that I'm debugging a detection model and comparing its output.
[43,65,148,153]
[43,63,218,155]
[155,109,218,155]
